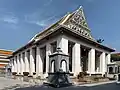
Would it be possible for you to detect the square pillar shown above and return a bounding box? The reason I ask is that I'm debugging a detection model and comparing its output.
[100,52,106,74]
[57,36,68,55]
[22,52,26,73]
[72,43,81,76]
[14,57,17,73]
[15,56,18,74]
[17,55,20,75]
[20,53,24,75]
[88,48,95,74]
[46,43,51,74]
[36,46,43,76]
[106,54,111,64]
[30,48,35,76]
[11,58,15,72]
[25,51,29,72]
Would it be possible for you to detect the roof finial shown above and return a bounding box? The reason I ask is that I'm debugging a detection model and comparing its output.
[76,5,83,12]
[79,6,83,9]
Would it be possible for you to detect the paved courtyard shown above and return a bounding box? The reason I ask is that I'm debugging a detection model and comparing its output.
[0,77,34,90]
[16,83,120,90]
[0,77,120,90]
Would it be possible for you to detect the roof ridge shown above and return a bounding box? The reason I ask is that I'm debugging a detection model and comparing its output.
[0,49,13,52]
[33,12,70,40]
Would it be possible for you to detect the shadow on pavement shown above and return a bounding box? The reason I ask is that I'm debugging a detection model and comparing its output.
[15,85,88,90]
[15,83,120,90]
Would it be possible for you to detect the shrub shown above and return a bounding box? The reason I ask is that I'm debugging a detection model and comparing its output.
[93,77,99,81]
[77,72,87,79]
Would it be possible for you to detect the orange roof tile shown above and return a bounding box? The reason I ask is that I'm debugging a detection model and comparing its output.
[0,49,13,55]
[0,64,5,68]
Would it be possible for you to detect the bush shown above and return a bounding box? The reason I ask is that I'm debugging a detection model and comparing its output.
[93,77,99,81]
[77,72,87,79]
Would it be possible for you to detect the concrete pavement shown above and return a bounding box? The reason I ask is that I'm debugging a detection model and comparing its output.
[78,80,117,87]
[16,82,120,90]
[0,77,30,90]
[0,76,119,90]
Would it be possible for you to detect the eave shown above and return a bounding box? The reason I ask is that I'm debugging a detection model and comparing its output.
[35,25,115,52]
[13,40,35,55]
[12,24,115,56]
[60,25,115,52]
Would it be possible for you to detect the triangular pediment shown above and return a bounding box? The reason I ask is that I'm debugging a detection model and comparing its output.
[60,6,95,40]
[70,6,89,28]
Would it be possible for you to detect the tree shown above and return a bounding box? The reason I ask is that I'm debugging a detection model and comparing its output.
[111,54,120,61]
[97,39,104,43]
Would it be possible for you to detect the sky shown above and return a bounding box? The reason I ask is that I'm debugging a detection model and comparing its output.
[0,0,120,52]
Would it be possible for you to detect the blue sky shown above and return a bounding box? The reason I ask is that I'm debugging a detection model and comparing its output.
[0,0,120,52]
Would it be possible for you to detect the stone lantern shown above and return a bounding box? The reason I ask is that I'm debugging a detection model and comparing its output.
[49,47,69,72]
[44,47,72,88]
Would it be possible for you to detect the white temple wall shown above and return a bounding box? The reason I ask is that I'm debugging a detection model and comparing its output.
[10,34,112,77]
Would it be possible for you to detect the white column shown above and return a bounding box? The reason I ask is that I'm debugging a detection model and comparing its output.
[20,53,24,75]
[25,51,29,72]
[30,48,35,76]
[106,53,111,74]
[88,48,95,74]
[51,61,55,72]
[100,52,106,74]
[106,54,111,64]
[17,55,21,74]
[72,43,81,76]
[16,56,18,74]
[14,57,17,72]
[23,52,25,73]
[57,36,68,55]
[11,58,15,72]
[36,46,43,76]
[46,43,51,73]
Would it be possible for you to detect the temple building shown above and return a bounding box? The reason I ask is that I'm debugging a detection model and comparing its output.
[9,7,115,78]
[107,53,120,79]
[0,49,12,73]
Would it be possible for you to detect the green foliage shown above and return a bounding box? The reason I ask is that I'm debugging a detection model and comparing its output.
[111,54,120,61]
[97,39,104,43]
[77,72,87,79]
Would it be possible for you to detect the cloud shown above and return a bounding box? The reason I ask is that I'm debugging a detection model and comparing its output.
[25,15,57,27]
[28,21,47,27]
[44,0,53,6]
[36,21,47,26]
[0,11,19,24]
[2,16,18,24]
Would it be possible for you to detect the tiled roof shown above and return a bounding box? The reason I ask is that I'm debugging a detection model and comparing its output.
[0,49,13,55]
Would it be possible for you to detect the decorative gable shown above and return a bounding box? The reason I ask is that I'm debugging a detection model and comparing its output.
[62,6,95,40]
[70,6,88,28]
